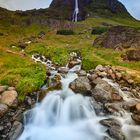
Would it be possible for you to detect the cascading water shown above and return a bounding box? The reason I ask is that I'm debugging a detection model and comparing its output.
[72,0,79,22]
[18,65,106,140]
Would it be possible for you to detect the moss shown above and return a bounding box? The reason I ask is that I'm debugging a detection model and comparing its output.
[91,26,108,35]
[56,29,75,35]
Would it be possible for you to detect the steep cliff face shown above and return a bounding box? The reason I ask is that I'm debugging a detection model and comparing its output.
[48,0,92,21]
[48,0,131,21]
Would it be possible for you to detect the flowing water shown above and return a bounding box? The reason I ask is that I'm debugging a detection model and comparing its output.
[18,65,106,140]
[72,0,79,22]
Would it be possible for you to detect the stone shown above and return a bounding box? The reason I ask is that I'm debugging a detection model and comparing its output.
[107,127,125,140]
[131,114,140,124]
[8,121,23,140]
[58,67,69,74]
[68,60,81,68]
[8,87,16,91]
[0,90,18,106]
[97,71,107,78]
[77,70,87,76]
[95,65,104,72]
[125,49,140,61]
[136,103,140,114]
[115,72,122,80]
[0,86,8,93]
[0,104,8,118]
[69,77,92,96]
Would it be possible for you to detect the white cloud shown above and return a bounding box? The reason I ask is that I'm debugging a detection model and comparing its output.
[0,0,53,11]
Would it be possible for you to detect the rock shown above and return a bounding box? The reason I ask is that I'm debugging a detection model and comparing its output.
[95,26,140,49]
[58,67,69,74]
[97,71,107,78]
[69,77,92,96]
[95,65,104,72]
[125,49,140,61]
[0,90,18,106]
[131,114,140,124]
[18,41,27,49]
[0,86,8,93]
[68,60,81,68]
[8,87,16,91]
[136,103,140,114]
[8,121,23,140]
[92,81,123,103]
[77,70,87,76]
[115,72,122,80]
[25,96,32,106]
[0,104,8,118]
[88,74,98,81]
[47,75,62,91]
[100,118,121,128]
[107,127,125,140]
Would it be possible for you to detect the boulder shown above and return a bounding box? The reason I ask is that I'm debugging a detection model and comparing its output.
[58,67,69,74]
[0,103,8,118]
[8,121,23,140]
[0,90,18,106]
[136,103,140,114]
[95,65,104,72]
[68,60,81,68]
[107,127,125,140]
[131,114,140,124]
[125,49,140,61]
[0,86,8,93]
[100,118,121,128]
[77,70,87,76]
[69,77,92,96]
[92,81,123,103]
[8,87,16,91]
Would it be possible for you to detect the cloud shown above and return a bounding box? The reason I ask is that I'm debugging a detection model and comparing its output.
[0,0,53,11]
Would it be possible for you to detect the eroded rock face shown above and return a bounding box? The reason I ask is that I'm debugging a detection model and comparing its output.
[94,26,140,49]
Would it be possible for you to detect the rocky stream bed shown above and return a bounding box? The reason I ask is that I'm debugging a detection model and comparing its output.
[0,52,140,140]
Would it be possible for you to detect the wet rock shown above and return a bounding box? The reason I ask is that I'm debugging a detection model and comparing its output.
[0,90,18,106]
[25,96,32,106]
[58,67,69,74]
[107,127,125,140]
[68,60,81,68]
[48,75,62,91]
[100,118,121,128]
[69,77,92,96]
[92,81,123,103]
[135,103,140,114]
[0,86,8,93]
[77,70,87,76]
[8,121,23,140]
[0,104,8,118]
[131,114,140,124]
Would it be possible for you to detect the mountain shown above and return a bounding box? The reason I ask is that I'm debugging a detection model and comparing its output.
[48,0,132,21]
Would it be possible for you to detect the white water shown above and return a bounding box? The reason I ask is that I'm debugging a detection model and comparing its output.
[72,0,79,22]
[18,65,106,140]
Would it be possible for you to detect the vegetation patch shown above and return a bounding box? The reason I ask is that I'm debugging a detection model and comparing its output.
[91,26,108,35]
[56,29,75,35]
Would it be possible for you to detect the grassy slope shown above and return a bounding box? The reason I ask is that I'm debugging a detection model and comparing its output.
[0,16,140,98]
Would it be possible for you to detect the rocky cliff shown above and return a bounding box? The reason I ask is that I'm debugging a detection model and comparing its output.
[48,0,131,20]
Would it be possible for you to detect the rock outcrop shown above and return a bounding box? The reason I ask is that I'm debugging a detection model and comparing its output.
[93,26,140,49]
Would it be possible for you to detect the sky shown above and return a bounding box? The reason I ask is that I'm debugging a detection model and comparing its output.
[0,0,140,20]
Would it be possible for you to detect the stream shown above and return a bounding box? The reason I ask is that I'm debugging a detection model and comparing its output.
[18,53,140,140]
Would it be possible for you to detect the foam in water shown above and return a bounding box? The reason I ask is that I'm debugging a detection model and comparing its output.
[72,0,79,22]
[18,66,106,140]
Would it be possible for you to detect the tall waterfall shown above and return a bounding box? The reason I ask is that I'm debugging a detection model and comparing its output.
[18,65,105,140]
[72,0,79,22]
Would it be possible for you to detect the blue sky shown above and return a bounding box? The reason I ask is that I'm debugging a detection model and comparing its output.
[0,0,140,19]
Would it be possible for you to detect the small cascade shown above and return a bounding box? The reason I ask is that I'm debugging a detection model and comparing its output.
[18,64,106,140]
[72,0,79,22]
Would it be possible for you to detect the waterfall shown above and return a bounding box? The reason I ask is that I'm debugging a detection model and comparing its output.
[18,65,105,140]
[72,0,79,22]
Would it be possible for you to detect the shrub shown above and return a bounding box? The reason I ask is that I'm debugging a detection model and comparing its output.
[56,29,75,35]
[91,26,108,35]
